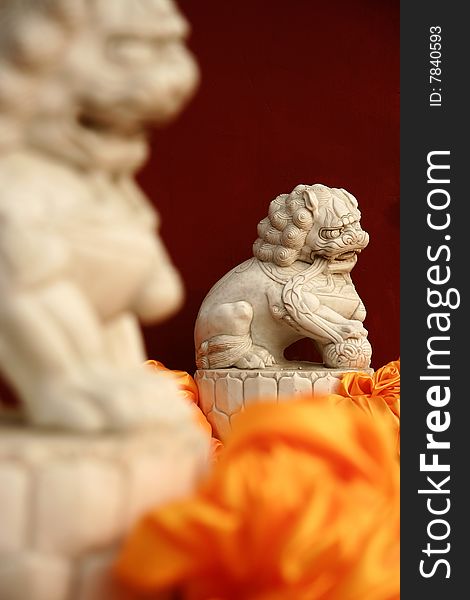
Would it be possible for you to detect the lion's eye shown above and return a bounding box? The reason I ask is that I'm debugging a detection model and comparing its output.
[320,228,342,240]
[107,36,156,63]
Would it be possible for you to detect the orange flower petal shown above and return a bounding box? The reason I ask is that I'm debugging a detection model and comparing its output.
[340,371,374,397]
[330,359,400,455]
[145,360,199,404]
[145,360,222,457]
[116,398,399,600]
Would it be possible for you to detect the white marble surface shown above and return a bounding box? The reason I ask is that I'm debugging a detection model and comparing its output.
[0,3,205,599]
[0,0,198,431]
[195,184,372,372]
[0,422,210,600]
[195,364,373,441]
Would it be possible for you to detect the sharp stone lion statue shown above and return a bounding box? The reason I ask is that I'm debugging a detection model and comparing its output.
[0,0,199,430]
[195,184,372,371]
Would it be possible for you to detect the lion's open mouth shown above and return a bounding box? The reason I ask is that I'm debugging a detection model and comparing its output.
[334,251,357,262]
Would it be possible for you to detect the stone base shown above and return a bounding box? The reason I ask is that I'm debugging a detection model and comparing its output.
[195,363,373,441]
[0,421,209,600]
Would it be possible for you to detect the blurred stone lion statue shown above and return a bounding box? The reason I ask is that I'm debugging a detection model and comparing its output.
[0,0,199,430]
[195,184,372,370]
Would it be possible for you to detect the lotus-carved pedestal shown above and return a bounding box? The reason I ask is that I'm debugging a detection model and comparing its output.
[195,184,373,440]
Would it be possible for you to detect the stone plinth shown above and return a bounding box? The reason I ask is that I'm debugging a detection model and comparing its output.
[195,364,373,441]
[0,422,210,600]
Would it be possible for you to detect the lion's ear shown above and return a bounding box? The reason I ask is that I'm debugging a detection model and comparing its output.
[302,189,318,216]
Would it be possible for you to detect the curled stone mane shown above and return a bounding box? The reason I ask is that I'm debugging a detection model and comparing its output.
[314,185,360,227]
[253,184,314,267]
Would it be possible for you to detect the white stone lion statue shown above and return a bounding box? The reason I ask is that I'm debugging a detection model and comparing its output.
[195,184,372,370]
[0,0,199,430]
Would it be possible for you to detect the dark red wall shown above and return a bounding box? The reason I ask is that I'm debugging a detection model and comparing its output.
[140,0,399,372]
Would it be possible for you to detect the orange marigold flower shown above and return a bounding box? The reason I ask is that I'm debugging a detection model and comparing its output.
[145,360,221,453]
[371,359,400,416]
[115,399,399,600]
[330,359,400,453]
[145,360,199,404]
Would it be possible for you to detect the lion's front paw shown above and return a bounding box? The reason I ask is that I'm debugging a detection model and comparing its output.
[234,346,275,369]
[28,367,191,432]
[338,320,368,340]
[324,337,372,369]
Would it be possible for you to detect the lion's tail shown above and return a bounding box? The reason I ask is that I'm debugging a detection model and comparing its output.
[195,334,252,369]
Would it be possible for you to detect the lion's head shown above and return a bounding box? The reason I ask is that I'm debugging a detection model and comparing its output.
[253,184,369,269]
[0,0,198,171]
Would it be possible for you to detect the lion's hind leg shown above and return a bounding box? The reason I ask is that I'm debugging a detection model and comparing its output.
[234,345,275,369]
[196,333,252,369]
[195,301,276,369]
[195,301,253,369]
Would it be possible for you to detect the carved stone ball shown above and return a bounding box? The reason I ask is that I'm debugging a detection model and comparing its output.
[323,338,372,370]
